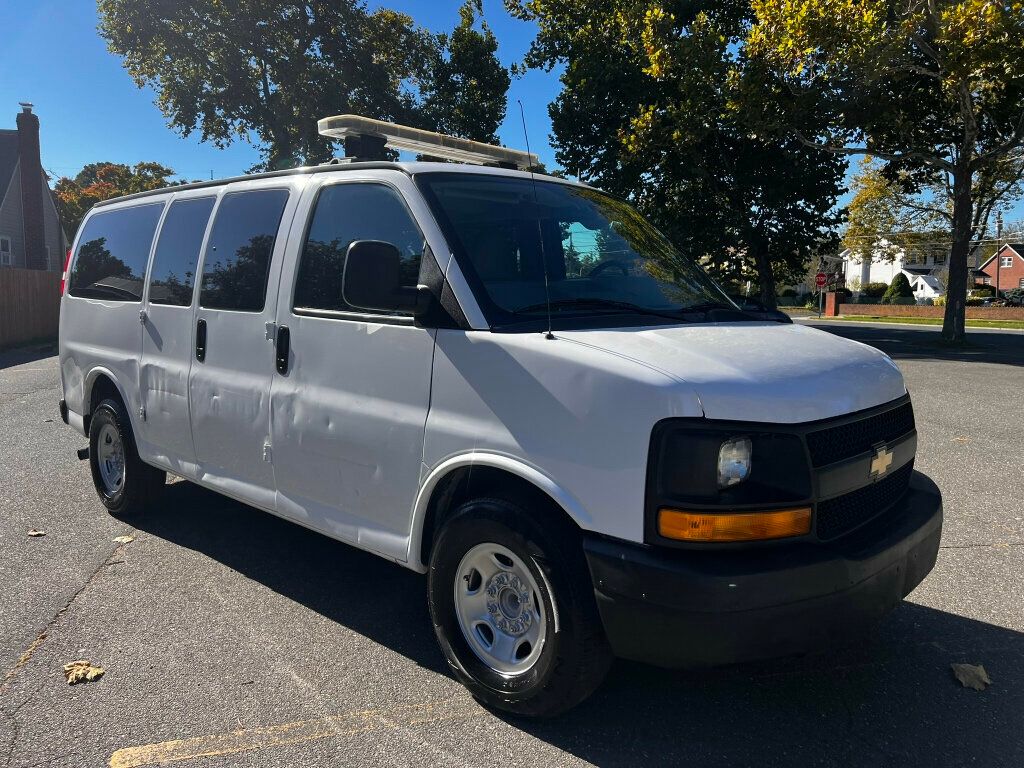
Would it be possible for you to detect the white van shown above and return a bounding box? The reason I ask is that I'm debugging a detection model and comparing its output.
[59,118,942,716]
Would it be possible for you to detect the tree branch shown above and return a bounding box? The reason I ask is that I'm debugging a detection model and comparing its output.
[973,109,1024,166]
[790,129,954,172]
[893,193,953,223]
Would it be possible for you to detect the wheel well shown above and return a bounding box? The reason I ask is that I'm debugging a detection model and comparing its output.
[419,465,580,566]
[86,374,123,435]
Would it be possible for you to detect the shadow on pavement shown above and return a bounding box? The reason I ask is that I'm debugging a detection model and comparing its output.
[0,342,58,370]
[804,323,1024,367]
[135,481,1024,767]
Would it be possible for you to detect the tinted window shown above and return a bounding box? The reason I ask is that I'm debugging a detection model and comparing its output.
[148,197,215,306]
[200,189,289,312]
[419,174,731,329]
[68,203,164,301]
[293,184,424,313]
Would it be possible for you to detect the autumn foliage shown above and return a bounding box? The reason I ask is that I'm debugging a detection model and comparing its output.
[53,162,179,238]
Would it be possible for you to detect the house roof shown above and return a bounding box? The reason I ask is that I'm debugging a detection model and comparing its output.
[912,274,943,289]
[0,130,20,199]
[978,243,1024,270]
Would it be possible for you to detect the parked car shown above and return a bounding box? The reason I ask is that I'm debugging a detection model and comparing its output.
[58,116,942,717]
[728,294,794,323]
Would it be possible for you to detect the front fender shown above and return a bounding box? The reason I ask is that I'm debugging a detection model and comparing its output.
[406,451,591,572]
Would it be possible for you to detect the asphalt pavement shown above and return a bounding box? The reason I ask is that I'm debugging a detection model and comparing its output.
[1,325,1022,767]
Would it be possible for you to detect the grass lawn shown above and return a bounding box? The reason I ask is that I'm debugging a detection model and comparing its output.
[828,315,1024,330]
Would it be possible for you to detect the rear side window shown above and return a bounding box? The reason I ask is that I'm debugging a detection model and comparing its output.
[68,203,164,301]
[293,183,424,313]
[200,189,289,312]
[148,197,216,306]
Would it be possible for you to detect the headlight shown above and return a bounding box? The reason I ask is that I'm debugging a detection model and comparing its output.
[717,437,751,488]
[646,422,812,535]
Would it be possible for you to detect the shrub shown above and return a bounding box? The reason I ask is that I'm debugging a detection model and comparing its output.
[882,273,914,304]
[833,287,853,298]
[861,281,889,298]
[965,298,985,306]
[970,285,995,297]
[779,287,797,297]
[1004,288,1024,306]
[933,295,946,306]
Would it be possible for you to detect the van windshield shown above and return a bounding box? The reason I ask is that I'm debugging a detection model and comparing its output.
[417,173,737,329]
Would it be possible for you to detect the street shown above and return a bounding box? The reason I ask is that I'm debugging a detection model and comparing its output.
[1,324,1022,768]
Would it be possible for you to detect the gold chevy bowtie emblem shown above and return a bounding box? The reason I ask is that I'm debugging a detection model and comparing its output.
[870,445,893,477]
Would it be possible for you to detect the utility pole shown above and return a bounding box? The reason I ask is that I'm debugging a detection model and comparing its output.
[995,211,1003,299]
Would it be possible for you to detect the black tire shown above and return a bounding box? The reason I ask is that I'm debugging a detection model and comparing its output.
[428,497,612,717]
[88,397,165,516]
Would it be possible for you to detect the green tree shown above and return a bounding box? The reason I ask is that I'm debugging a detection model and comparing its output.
[419,1,510,144]
[53,161,179,237]
[882,272,914,304]
[746,0,1024,342]
[99,0,510,171]
[508,0,847,309]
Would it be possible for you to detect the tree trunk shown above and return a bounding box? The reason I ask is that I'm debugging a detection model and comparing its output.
[941,167,974,344]
[750,237,778,309]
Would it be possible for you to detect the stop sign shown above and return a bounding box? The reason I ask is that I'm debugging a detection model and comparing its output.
[815,272,827,288]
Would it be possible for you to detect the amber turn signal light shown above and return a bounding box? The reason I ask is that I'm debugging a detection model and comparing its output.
[657,506,812,542]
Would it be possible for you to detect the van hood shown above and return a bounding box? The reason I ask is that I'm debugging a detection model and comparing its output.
[556,322,906,423]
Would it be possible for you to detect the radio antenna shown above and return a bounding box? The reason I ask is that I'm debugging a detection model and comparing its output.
[518,99,554,340]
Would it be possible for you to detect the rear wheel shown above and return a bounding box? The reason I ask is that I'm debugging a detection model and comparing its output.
[88,398,165,516]
[428,497,612,717]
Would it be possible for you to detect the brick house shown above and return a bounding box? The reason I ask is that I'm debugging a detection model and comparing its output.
[0,103,67,271]
[976,244,1024,294]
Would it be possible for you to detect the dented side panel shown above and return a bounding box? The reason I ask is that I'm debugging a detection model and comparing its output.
[269,172,440,563]
[136,190,220,476]
[58,200,168,440]
[187,177,306,510]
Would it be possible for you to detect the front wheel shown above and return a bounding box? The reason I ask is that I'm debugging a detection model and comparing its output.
[88,398,165,516]
[428,497,612,717]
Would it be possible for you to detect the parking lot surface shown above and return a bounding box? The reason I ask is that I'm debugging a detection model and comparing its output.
[2,325,1022,767]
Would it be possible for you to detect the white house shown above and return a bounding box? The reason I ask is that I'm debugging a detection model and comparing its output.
[841,239,947,299]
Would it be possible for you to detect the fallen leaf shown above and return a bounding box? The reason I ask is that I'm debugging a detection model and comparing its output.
[113,535,134,544]
[63,660,105,685]
[952,436,971,443]
[27,529,46,537]
[951,663,991,691]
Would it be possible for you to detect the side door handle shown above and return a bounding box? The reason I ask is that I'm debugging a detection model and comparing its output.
[275,325,290,374]
[195,318,207,362]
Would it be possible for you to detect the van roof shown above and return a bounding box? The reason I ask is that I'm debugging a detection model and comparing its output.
[92,161,586,209]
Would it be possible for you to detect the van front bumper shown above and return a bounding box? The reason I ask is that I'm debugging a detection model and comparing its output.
[583,470,942,668]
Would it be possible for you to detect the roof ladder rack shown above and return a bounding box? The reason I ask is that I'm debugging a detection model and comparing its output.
[317,115,538,170]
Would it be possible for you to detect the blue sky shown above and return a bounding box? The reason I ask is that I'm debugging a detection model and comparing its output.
[0,0,562,183]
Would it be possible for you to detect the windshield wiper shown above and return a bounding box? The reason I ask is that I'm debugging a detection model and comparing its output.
[513,298,689,322]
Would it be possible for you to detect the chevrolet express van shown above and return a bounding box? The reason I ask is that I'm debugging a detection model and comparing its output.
[59,118,942,716]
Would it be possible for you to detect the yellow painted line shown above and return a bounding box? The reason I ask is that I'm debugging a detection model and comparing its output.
[109,699,481,767]
[0,632,48,691]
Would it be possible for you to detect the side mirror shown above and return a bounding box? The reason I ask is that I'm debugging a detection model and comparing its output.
[342,240,420,315]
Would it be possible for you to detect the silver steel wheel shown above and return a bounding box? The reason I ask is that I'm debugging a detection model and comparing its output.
[454,542,548,676]
[96,423,126,495]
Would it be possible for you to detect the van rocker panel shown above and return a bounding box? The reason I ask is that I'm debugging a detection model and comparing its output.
[584,470,942,668]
